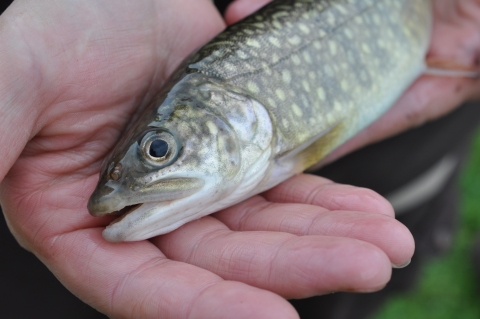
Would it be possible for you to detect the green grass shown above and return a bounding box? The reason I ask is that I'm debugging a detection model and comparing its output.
[372,130,480,319]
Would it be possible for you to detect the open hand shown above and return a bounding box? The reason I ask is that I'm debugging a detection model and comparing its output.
[0,0,413,318]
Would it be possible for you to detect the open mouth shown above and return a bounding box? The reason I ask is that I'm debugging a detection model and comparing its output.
[108,204,142,225]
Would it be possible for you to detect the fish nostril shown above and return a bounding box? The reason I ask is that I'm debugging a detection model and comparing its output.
[110,163,122,180]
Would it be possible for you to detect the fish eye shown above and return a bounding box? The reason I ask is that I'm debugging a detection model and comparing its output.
[139,130,180,167]
[149,139,169,158]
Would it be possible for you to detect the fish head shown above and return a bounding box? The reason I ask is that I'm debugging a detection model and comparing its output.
[87,75,251,239]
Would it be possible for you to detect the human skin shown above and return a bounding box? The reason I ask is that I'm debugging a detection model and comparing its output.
[0,0,472,318]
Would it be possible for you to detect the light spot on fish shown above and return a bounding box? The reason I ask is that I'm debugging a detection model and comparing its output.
[317,87,326,101]
[335,4,348,15]
[282,70,291,84]
[267,98,277,108]
[272,53,280,64]
[246,38,261,48]
[308,71,316,80]
[198,146,208,157]
[247,81,260,94]
[212,50,223,58]
[268,36,281,47]
[276,89,286,101]
[329,41,337,55]
[327,113,336,124]
[253,22,265,29]
[298,23,310,34]
[288,35,302,45]
[272,20,282,29]
[362,43,371,53]
[206,121,218,135]
[313,40,322,50]
[344,28,353,39]
[292,103,303,117]
[272,11,289,20]
[237,50,248,59]
[218,135,226,150]
[261,62,273,75]
[223,62,236,72]
[333,101,342,111]
[340,80,349,91]
[326,12,335,25]
[302,80,310,92]
[292,54,301,65]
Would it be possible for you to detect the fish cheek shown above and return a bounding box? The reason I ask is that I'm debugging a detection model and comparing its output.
[216,124,241,178]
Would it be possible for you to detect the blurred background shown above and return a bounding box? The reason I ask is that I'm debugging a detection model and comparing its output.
[1,1,480,318]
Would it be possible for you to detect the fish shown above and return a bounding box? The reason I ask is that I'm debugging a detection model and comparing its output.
[88,0,432,242]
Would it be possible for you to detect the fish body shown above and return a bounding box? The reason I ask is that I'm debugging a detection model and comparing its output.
[88,0,432,242]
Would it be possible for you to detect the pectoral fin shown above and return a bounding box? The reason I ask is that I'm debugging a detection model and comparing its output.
[276,121,346,172]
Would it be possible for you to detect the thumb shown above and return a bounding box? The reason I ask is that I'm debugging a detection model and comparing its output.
[224,0,272,25]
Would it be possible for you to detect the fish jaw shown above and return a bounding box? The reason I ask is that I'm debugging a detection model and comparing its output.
[102,181,219,242]
[102,145,274,242]
[87,177,205,217]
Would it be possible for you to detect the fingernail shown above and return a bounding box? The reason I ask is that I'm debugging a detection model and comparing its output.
[392,259,411,269]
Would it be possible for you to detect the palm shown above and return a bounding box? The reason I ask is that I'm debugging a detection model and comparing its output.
[2,0,224,232]
[1,1,414,318]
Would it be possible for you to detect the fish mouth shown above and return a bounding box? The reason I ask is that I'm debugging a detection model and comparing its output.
[110,204,140,216]
[88,177,205,217]
[106,204,143,226]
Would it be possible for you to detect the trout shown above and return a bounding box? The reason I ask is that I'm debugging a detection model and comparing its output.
[88,0,432,242]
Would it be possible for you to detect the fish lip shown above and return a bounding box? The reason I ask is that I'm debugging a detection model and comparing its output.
[88,177,205,216]
[87,199,121,217]
[110,204,141,217]
[106,204,143,225]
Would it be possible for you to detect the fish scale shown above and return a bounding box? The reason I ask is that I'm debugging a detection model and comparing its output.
[88,0,432,242]
[191,0,431,155]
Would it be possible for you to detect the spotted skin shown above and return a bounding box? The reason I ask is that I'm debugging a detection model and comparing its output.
[88,0,432,242]
[191,0,431,156]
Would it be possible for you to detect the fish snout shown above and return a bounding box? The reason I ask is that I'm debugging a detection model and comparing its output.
[87,185,125,216]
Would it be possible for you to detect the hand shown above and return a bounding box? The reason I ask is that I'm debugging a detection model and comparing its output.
[0,1,413,318]
[225,0,480,164]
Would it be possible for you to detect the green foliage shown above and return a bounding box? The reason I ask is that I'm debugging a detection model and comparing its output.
[372,130,480,319]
